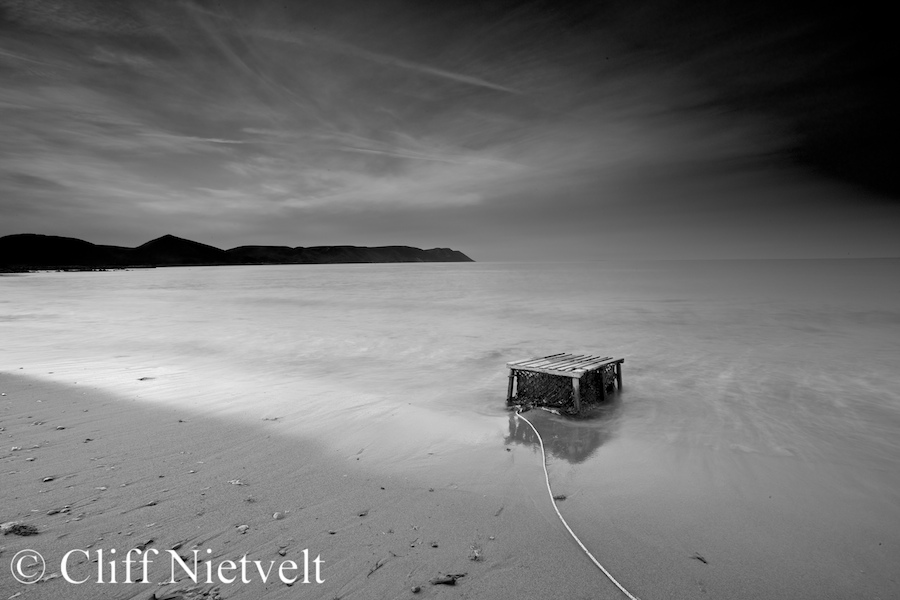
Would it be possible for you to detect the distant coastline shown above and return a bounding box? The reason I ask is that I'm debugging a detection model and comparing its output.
[0,233,474,271]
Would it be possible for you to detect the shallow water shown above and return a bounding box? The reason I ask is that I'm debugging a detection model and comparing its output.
[2,259,899,598]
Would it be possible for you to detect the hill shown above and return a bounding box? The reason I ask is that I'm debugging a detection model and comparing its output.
[226,244,472,264]
[0,234,474,269]
[132,234,230,266]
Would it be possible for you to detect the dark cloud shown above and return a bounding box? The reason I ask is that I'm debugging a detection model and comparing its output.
[596,0,898,197]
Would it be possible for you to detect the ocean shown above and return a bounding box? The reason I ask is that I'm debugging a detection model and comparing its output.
[2,259,899,598]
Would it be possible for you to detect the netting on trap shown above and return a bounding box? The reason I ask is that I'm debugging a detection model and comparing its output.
[510,365,616,408]
[580,364,617,404]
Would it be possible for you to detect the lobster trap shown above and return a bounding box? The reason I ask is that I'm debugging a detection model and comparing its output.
[506,353,624,413]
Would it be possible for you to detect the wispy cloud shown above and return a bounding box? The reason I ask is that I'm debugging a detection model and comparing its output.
[0,48,59,67]
[181,6,524,96]
[252,27,524,95]
[336,146,474,164]
[1,0,147,34]
[139,133,247,146]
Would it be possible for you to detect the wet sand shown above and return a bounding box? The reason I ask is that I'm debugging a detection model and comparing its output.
[2,370,899,599]
[0,373,639,600]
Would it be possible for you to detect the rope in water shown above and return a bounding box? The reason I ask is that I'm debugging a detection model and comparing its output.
[515,409,642,600]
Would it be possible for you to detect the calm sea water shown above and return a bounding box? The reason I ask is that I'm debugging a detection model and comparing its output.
[2,259,899,598]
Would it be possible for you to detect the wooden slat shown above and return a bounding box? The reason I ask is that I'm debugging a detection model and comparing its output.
[508,358,565,370]
[573,358,624,372]
[546,355,593,368]
[507,353,568,368]
[561,356,614,371]
[510,352,568,365]
[509,364,587,378]
[507,355,572,370]
[575,356,612,368]
[538,355,590,370]
[518,353,576,368]
[554,353,606,368]
[555,355,608,370]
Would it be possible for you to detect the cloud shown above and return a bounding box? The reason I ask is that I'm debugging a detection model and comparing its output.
[322,131,522,167]
[1,171,69,191]
[139,133,247,146]
[0,0,147,34]
[0,48,59,67]
[89,46,155,69]
[213,146,521,213]
[0,0,895,258]
[231,25,524,95]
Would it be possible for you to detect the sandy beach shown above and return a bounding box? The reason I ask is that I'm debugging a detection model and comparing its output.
[0,372,642,600]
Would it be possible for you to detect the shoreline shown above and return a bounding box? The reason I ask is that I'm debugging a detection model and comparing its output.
[0,372,625,599]
[2,369,898,598]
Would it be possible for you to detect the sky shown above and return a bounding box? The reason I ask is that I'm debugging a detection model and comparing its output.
[0,0,897,261]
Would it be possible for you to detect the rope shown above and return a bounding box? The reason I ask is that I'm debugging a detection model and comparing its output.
[515,409,642,600]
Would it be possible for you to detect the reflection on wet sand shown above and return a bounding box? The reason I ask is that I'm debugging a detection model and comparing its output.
[505,399,624,463]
